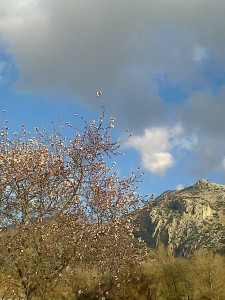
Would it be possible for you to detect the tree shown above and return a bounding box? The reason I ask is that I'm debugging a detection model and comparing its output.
[190,250,225,300]
[0,111,147,299]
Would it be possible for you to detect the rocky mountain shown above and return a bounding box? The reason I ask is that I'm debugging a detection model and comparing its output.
[138,179,225,256]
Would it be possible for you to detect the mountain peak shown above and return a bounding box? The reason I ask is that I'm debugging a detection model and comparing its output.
[138,180,225,256]
[193,179,225,190]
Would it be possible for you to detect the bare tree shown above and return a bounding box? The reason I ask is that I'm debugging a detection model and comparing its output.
[190,250,225,300]
[0,111,147,299]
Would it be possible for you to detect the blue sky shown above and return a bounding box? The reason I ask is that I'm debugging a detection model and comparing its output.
[0,0,225,197]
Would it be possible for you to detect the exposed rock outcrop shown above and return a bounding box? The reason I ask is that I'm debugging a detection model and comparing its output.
[138,179,225,256]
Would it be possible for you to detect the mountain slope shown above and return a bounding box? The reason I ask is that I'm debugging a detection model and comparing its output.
[138,179,225,256]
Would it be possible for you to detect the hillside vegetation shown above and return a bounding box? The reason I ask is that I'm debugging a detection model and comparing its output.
[138,179,225,256]
[1,246,225,299]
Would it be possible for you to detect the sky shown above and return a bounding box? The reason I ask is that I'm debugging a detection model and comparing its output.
[0,0,225,197]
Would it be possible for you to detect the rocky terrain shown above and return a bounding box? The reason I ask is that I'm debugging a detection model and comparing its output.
[138,179,225,256]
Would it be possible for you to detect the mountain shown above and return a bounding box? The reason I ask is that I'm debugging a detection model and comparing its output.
[138,179,225,256]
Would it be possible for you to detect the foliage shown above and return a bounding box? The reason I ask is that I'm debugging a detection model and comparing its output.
[102,246,225,300]
[2,245,225,299]
[0,111,147,299]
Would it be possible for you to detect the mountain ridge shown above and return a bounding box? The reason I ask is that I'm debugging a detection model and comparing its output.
[138,179,225,256]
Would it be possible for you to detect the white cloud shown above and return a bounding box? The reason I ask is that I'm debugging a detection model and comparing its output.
[0,0,40,18]
[0,62,5,71]
[192,46,209,63]
[0,51,14,84]
[221,158,225,171]
[0,61,4,82]
[142,152,174,176]
[176,184,184,190]
[126,125,197,176]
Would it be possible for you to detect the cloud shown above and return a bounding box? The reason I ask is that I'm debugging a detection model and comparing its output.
[176,184,184,190]
[185,136,225,177]
[126,125,197,176]
[0,0,225,177]
[0,46,16,85]
[192,46,210,64]
[0,62,4,81]
[168,86,225,176]
[180,86,225,136]
[0,0,225,130]
[221,158,225,171]
[142,152,174,176]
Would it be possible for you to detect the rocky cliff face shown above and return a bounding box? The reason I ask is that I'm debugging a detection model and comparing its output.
[138,179,225,256]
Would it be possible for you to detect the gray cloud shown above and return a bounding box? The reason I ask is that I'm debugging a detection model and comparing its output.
[175,86,225,176]
[1,0,225,176]
[1,0,225,129]
[186,137,225,177]
[179,86,225,136]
